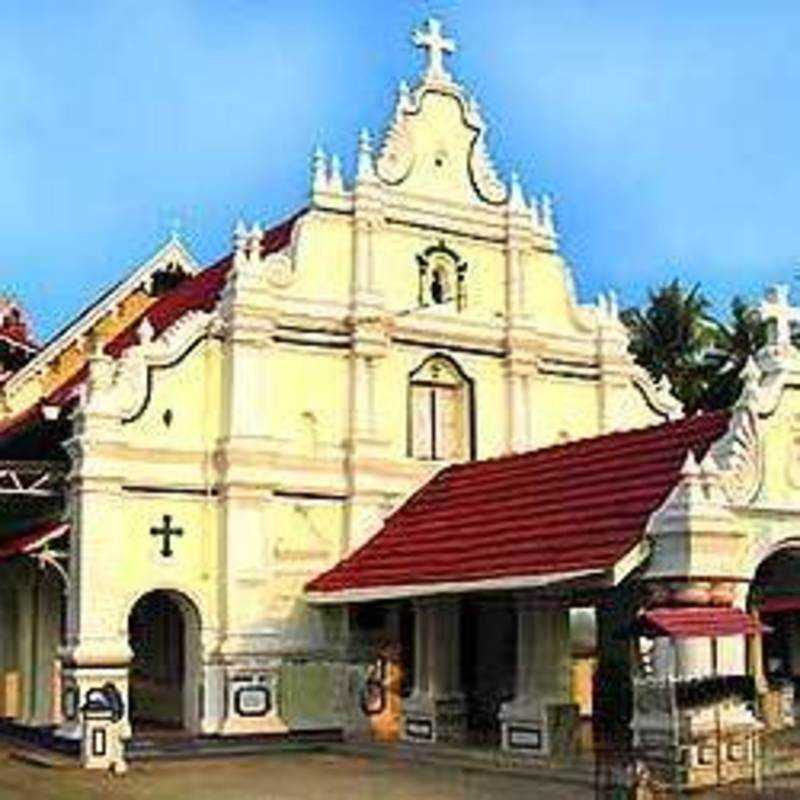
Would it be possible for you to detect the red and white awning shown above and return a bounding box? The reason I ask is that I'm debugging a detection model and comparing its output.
[636,606,766,639]
[0,521,70,562]
[757,596,800,615]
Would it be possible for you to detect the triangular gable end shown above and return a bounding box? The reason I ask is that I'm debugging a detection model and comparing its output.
[1,236,199,416]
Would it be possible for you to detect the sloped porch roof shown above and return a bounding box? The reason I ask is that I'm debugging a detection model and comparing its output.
[306,411,731,603]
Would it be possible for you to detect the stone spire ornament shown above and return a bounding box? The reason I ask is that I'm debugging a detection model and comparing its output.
[312,146,328,194]
[356,128,377,182]
[508,172,527,212]
[329,154,344,193]
[233,219,248,253]
[540,194,556,237]
[398,80,412,112]
[412,18,456,82]
[760,284,800,349]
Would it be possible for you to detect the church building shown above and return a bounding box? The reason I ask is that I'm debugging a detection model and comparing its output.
[2,19,800,789]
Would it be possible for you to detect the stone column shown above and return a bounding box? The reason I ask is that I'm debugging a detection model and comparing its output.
[402,598,465,743]
[57,347,132,740]
[500,598,573,754]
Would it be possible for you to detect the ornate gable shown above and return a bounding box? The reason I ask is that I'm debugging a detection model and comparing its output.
[375,21,507,206]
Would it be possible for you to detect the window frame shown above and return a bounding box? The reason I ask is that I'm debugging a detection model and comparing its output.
[406,353,477,462]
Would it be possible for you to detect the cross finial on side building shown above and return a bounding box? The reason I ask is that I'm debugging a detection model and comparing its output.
[412,18,456,81]
[760,284,800,348]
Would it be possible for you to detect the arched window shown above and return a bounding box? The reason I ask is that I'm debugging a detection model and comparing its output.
[408,355,474,461]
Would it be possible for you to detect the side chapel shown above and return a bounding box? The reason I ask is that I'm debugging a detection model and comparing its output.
[1,19,800,788]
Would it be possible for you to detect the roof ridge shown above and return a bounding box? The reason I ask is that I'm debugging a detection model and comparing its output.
[447,410,730,474]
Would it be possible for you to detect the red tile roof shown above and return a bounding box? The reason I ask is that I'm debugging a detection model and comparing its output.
[636,606,764,638]
[0,210,305,447]
[306,411,732,598]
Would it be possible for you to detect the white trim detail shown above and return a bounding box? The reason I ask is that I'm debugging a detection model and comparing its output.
[3,237,199,401]
[306,567,604,604]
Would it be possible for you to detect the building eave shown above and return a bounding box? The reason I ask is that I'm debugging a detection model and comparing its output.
[305,567,605,605]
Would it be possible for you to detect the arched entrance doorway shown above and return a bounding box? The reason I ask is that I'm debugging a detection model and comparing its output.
[749,548,800,719]
[128,590,201,734]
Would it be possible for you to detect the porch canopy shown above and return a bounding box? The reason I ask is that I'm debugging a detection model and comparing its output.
[306,411,730,604]
[0,519,69,563]
[633,606,767,639]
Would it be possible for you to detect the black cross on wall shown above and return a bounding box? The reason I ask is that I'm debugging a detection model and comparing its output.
[150,514,183,557]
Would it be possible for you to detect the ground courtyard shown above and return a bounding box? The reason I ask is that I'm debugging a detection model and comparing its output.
[2,743,800,800]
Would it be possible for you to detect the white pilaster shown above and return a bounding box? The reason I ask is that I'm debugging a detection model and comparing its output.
[499,599,573,754]
[58,346,133,740]
[402,598,465,743]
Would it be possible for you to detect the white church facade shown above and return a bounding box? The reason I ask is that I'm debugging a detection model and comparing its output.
[1,18,800,790]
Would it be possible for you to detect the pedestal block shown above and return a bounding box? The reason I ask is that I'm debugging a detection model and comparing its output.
[499,600,573,756]
[401,692,466,744]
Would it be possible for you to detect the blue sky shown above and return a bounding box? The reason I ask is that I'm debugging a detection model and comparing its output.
[2,1,800,337]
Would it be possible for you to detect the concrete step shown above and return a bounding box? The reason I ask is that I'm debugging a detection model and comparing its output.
[126,736,330,762]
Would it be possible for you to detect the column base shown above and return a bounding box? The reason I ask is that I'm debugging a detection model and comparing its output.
[55,665,130,741]
[401,693,466,744]
[633,700,762,791]
[204,658,288,737]
[499,700,579,757]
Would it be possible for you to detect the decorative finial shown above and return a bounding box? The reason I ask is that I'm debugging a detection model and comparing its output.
[249,222,263,249]
[680,449,701,479]
[233,219,248,252]
[137,317,155,345]
[656,373,673,397]
[412,18,456,81]
[737,356,763,408]
[357,128,376,182]
[508,172,526,212]
[529,195,540,229]
[741,356,761,386]
[608,290,619,319]
[329,154,344,193]
[312,146,328,194]
[760,283,798,348]
[398,80,411,108]
[540,193,556,236]
[169,216,182,243]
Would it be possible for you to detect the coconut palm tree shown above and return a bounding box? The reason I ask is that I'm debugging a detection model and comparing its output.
[620,280,717,414]
[703,296,768,410]
[621,282,769,413]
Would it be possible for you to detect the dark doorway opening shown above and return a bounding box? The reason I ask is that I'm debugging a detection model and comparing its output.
[461,595,516,746]
[128,590,200,734]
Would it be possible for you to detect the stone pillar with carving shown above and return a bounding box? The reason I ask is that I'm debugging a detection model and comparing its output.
[214,222,287,736]
[58,339,132,740]
[401,598,466,744]
[499,597,574,755]
[636,444,760,789]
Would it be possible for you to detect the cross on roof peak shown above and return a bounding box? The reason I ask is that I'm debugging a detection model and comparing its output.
[412,18,456,81]
[760,283,800,347]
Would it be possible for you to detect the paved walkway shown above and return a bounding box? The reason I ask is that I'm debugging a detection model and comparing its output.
[0,742,597,800]
[4,740,800,800]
